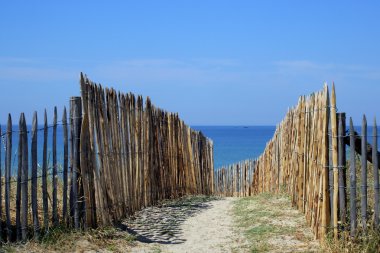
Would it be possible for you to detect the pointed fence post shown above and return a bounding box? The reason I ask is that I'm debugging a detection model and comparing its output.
[0,126,2,239]
[349,118,357,237]
[31,112,40,239]
[330,84,339,239]
[373,118,379,229]
[5,115,12,241]
[16,115,23,241]
[63,107,69,224]
[42,110,49,231]
[338,113,346,227]
[361,115,368,232]
[70,97,82,229]
[20,114,28,242]
[52,107,58,226]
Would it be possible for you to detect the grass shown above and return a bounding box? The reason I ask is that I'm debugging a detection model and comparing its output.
[2,194,218,252]
[233,192,320,253]
[323,157,380,252]
[2,225,137,252]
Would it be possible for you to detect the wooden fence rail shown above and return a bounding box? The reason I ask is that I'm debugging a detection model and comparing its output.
[0,73,213,242]
[215,84,380,242]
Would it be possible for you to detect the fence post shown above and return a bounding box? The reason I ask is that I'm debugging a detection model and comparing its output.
[42,110,49,231]
[0,126,2,239]
[361,115,368,232]
[5,114,12,241]
[349,118,357,237]
[20,113,28,241]
[373,118,379,229]
[71,96,82,229]
[31,112,40,239]
[338,113,346,228]
[53,106,58,226]
[321,85,330,240]
[63,107,68,224]
[16,114,22,241]
[331,84,339,239]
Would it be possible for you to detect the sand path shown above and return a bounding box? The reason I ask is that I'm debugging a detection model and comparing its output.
[161,198,242,253]
[129,197,246,253]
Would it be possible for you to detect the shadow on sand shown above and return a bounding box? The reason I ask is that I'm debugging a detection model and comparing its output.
[117,196,219,245]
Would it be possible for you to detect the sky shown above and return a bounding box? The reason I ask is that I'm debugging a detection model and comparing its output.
[0,1,379,126]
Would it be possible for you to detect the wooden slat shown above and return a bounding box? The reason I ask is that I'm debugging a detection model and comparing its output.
[63,107,68,224]
[338,113,346,227]
[16,114,22,241]
[5,115,12,241]
[361,115,368,232]
[349,118,357,237]
[0,125,2,239]
[20,113,28,241]
[71,96,82,229]
[52,106,58,226]
[330,84,339,239]
[42,110,49,230]
[31,112,40,238]
[373,118,379,229]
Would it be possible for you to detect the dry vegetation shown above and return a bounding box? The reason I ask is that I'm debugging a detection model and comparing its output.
[323,158,380,253]
[0,166,65,231]
[233,193,321,253]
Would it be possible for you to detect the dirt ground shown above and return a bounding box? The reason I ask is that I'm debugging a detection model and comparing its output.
[3,195,321,253]
[129,197,245,253]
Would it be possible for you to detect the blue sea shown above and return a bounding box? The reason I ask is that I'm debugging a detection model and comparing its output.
[192,126,276,169]
[0,125,276,173]
[1,125,379,174]
[193,125,380,169]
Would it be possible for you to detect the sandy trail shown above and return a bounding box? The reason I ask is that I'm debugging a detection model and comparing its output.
[161,198,242,253]
[130,197,245,253]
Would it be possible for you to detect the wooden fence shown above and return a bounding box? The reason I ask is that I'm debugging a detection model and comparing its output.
[214,159,255,197]
[0,73,213,242]
[215,84,380,242]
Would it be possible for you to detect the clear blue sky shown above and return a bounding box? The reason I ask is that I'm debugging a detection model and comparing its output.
[0,1,379,125]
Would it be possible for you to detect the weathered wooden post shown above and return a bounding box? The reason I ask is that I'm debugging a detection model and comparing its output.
[5,115,12,241]
[71,97,82,229]
[349,118,357,237]
[330,84,339,239]
[361,115,368,232]
[42,110,49,231]
[63,107,69,224]
[20,113,28,241]
[374,118,379,229]
[52,107,58,226]
[31,112,40,238]
[16,115,23,241]
[0,126,2,239]
[338,113,346,227]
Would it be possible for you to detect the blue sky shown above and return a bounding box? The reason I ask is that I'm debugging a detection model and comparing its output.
[0,1,379,125]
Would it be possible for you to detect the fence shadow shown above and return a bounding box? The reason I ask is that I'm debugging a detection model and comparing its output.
[118,196,217,244]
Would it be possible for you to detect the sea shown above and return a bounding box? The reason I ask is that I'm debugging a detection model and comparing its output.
[193,126,275,169]
[0,125,379,173]
[193,125,380,169]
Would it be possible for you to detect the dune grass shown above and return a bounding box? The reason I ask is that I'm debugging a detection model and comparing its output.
[233,193,320,253]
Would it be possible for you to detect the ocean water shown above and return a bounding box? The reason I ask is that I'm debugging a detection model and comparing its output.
[192,126,276,169]
[0,125,67,175]
[193,125,380,170]
[1,125,379,174]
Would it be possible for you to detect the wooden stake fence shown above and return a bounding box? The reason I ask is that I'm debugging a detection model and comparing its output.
[78,74,213,227]
[0,73,213,242]
[215,84,380,242]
